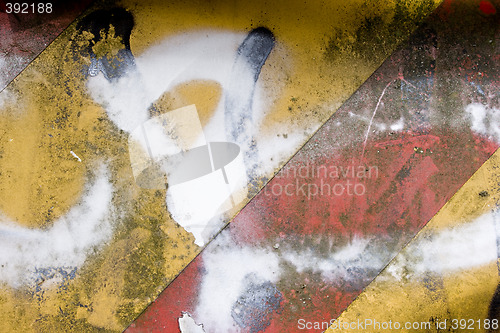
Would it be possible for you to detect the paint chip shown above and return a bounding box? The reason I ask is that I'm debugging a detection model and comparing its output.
[179,313,206,333]
[70,151,82,162]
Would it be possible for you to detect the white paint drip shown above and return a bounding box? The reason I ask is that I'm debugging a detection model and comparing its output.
[179,313,206,333]
[361,80,394,159]
[0,164,114,288]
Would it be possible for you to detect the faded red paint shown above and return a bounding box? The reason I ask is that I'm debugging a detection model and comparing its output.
[125,127,498,333]
[480,1,496,14]
[232,130,496,245]
[0,0,92,89]
[439,0,455,20]
[126,0,499,331]
[127,259,203,333]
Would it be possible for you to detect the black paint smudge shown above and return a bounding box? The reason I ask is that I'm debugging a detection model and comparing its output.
[76,8,135,80]
[225,27,275,180]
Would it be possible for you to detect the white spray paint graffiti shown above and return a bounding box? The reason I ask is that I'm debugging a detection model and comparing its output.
[0,28,295,288]
[184,234,387,331]
[128,105,248,246]
[183,209,500,331]
[0,53,27,90]
[281,237,387,282]
[191,233,282,332]
[0,87,17,110]
[465,103,500,143]
[87,30,302,246]
[0,165,114,288]
[386,210,498,281]
[70,150,82,162]
[87,31,252,136]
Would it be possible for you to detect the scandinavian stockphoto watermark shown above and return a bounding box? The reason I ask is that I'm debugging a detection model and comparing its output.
[264,162,379,199]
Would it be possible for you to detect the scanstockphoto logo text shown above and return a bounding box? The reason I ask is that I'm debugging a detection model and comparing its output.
[264,163,379,199]
[298,318,434,331]
[298,318,499,331]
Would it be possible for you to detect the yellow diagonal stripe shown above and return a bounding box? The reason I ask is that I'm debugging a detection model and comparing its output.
[0,0,440,331]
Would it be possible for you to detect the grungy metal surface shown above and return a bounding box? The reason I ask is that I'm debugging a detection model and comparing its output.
[326,150,500,333]
[127,0,499,332]
[0,0,93,90]
[0,0,444,332]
